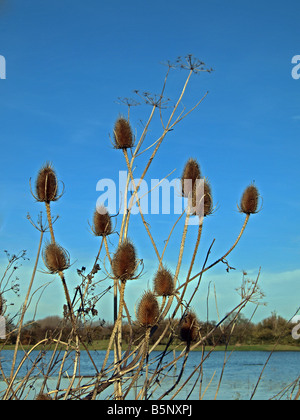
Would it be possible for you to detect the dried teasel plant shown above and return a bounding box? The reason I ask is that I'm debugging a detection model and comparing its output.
[153,267,174,297]
[1,55,268,402]
[238,184,260,215]
[92,206,113,237]
[113,116,134,150]
[35,393,53,401]
[181,158,201,198]
[137,291,160,327]
[180,312,200,344]
[30,163,64,244]
[42,242,70,274]
[31,162,63,203]
[191,178,214,218]
[203,179,214,217]
[111,240,138,282]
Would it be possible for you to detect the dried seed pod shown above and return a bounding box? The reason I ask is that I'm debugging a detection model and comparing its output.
[35,163,59,203]
[180,312,199,343]
[239,184,259,215]
[43,243,70,274]
[113,117,134,149]
[192,178,213,217]
[35,393,53,401]
[203,179,213,217]
[154,267,174,296]
[93,206,112,237]
[137,291,160,327]
[112,240,137,282]
[181,158,201,197]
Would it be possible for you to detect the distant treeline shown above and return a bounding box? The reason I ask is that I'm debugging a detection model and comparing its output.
[3,313,300,347]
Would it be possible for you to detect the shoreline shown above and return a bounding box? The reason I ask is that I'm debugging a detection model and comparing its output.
[1,342,300,352]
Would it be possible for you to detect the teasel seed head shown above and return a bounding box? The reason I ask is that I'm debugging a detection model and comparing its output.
[180,312,199,343]
[137,291,160,327]
[191,178,213,217]
[112,240,137,282]
[181,158,201,198]
[203,179,213,217]
[113,116,134,149]
[43,242,70,274]
[35,393,53,401]
[35,162,60,203]
[93,206,112,237]
[154,267,174,297]
[239,184,260,215]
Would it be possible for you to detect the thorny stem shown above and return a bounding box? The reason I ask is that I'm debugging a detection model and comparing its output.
[45,202,56,244]
[152,221,204,355]
[59,272,76,328]
[186,239,215,311]
[186,222,203,281]
[123,149,161,260]
[104,236,122,399]
[159,210,191,322]
[178,214,250,290]
[118,102,157,245]
[123,69,197,246]
[175,221,203,314]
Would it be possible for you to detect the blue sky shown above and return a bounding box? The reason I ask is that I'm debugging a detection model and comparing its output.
[0,0,300,324]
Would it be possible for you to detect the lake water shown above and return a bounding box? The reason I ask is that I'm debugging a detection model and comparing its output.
[0,350,299,400]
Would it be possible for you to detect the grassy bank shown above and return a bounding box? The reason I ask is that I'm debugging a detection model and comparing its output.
[1,341,300,352]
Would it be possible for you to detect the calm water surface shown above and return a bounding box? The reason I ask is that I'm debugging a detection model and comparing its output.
[0,350,299,400]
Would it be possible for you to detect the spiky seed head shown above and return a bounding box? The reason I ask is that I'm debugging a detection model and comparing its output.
[93,206,112,237]
[35,393,53,401]
[154,267,174,296]
[113,117,134,149]
[180,312,199,343]
[137,291,160,327]
[112,240,137,282]
[35,162,59,203]
[43,243,70,274]
[181,158,201,198]
[203,179,213,217]
[191,178,213,217]
[240,184,259,215]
